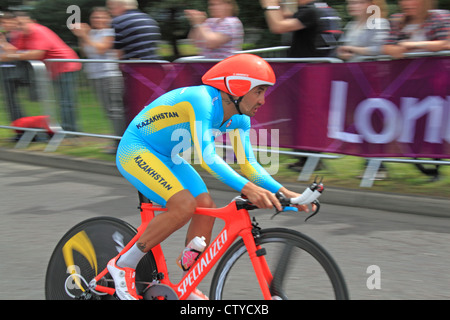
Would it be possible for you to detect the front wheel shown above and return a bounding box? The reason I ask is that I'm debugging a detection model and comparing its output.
[45,217,157,300]
[210,228,349,300]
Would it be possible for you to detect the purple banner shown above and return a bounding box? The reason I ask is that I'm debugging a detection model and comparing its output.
[121,56,450,158]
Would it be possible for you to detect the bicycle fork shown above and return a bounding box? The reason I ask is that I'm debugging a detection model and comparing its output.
[240,228,273,300]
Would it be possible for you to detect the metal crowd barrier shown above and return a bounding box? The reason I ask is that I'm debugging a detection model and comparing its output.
[0,59,170,148]
[173,46,291,61]
[352,50,450,187]
[1,50,449,186]
[351,50,450,62]
[0,56,343,183]
[361,158,450,187]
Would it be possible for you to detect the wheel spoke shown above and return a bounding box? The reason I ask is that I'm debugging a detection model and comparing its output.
[269,241,294,299]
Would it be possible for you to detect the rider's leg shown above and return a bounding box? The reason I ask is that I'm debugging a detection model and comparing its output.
[113,142,210,298]
[135,189,196,252]
[181,193,216,300]
[185,192,216,245]
[108,190,196,300]
[117,189,196,270]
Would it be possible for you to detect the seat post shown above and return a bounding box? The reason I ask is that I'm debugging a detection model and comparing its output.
[138,191,151,204]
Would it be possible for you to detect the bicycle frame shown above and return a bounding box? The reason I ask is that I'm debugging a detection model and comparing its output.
[90,200,274,300]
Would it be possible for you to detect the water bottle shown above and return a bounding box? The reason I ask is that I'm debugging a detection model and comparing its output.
[177,236,207,271]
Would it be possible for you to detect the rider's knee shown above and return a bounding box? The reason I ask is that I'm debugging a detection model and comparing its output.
[196,193,216,209]
[170,196,196,227]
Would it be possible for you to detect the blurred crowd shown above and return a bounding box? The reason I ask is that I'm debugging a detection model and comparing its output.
[0,0,448,72]
[259,0,450,59]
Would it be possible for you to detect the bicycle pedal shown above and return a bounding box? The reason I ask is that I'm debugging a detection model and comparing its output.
[78,290,100,300]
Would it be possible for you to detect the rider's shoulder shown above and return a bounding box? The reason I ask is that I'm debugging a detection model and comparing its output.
[172,85,218,100]
[224,113,251,131]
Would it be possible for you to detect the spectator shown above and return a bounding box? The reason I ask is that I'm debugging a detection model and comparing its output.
[185,0,244,58]
[0,11,26,123]
[441,8,450,50]
[0,11,81,132]
[383,0,449,59]
[106,0,161,125]
[71,7,126,154]
[338,0,391,179]
[338,0,391,61]
[260,0,342,172]
[259,0,341,58]
[0,12,20,44]
[383,0,448,181]
[106,0,161,60]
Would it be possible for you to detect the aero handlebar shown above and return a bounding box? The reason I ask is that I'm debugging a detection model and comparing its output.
[235,176,324,222]
[274,176,324,221]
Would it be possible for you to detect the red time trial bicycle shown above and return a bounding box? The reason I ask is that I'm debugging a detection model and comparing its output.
[45,178,349,300]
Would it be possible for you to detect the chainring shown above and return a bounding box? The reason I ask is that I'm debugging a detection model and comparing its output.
[143,283,178,300]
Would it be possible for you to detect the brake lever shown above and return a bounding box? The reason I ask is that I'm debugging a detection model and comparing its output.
[271,200,320,221]
[270,205,297,220]
[271,177,324,221]
[304,200,320,222]
[271,191,303,219]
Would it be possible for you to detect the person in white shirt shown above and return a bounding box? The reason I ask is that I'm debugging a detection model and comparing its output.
[71,7,126,153]
[185,0,244,58]
[337,0,391,61]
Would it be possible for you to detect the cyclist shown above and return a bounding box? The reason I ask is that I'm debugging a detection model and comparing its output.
[108,54,312,300]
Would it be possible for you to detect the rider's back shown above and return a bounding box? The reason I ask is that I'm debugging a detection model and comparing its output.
[125,85,224,156]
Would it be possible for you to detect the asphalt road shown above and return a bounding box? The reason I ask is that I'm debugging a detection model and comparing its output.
[1,160,450,300]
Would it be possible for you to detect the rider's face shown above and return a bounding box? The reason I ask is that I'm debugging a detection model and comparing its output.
[239,86,268,117]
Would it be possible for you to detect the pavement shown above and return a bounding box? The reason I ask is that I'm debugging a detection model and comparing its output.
[1,147,449,218]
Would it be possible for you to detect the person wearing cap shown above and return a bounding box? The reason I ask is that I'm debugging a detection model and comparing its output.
[108,54,310,300]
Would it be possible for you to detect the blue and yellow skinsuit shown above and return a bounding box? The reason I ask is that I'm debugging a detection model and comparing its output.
[117,85,282,206]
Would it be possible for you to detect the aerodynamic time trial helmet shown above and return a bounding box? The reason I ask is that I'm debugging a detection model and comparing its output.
[202,54,276,97]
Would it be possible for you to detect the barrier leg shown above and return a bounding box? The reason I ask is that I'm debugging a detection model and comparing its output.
[297,156,320,181]
[360,159,382,187]
[15,130,37,149]
[44,132,66,152]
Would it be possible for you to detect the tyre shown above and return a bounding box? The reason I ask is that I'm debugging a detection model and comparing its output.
[45,217,157,300]
[210,228,349,300]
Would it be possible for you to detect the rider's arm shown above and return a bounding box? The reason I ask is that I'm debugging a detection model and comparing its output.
[197,131,250,192]
[188,87,281,199]
[190,108,281,211]
[189,96,250,192]
[229,125,282,194]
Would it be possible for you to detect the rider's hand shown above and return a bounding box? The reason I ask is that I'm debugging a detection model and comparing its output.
[241,182,282,212]
[277,187,316,213]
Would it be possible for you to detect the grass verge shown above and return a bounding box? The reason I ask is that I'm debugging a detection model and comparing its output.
[0,134,448,199]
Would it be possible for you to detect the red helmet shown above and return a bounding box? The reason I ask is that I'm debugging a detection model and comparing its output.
[202,54,276,97]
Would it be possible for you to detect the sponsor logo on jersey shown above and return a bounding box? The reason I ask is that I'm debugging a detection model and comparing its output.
[136,111,179,129]
[134,155,173,190]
